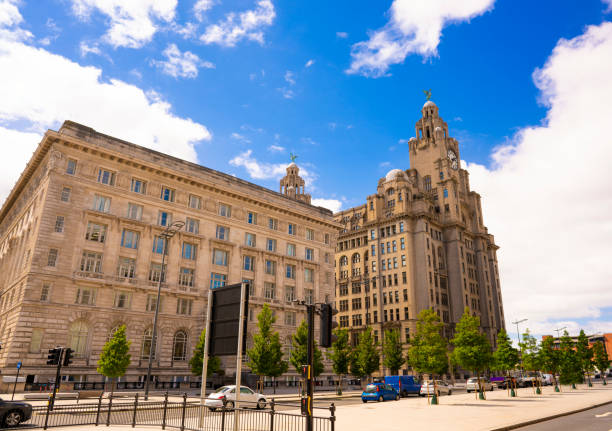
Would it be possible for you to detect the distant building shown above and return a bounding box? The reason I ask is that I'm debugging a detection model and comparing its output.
[0,121,340,387]
[333,101,505,375]
[543,333,612,362]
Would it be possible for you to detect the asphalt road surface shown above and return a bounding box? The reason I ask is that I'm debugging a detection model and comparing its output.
[513,402,612,431]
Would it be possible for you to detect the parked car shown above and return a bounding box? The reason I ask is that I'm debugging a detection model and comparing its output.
[204,385,266,411]
[361,383,400,403]
[0,398,32,428]
[420,380,452,396]
[384,375,421,397]
[466,377,494,392]
[541,374,554,386]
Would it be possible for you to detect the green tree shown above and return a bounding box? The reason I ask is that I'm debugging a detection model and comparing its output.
[382,329,404,375]
[189,329,221,378]
[538,336,561,389]
[492,329,519,396]
[451,308,492,399]
[350,327,380,384]
[407,309,448,403]
[247,304,289,391]
[326,329,352,394]
[558,331,582,387]
[97,325,131,395]
[592,341,611,385]
[289,319,324,377]
[576,330,594,386]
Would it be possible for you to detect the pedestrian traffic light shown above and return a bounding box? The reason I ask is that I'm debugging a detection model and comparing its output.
[300,396,311,415]
[319,303,338,348]
[47,348,61,365]
[63,348,73,366]
[301,364,311,379]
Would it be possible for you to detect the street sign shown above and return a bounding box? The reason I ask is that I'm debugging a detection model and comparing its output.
[209,282,249,356]
[16,361,21,369]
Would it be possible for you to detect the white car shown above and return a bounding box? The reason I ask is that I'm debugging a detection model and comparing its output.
[420,380,452,396]
[466,377,493,392]
[204,385,267,411]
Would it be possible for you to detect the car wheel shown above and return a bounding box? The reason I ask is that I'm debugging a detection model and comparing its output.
[208,407,217,412]
[362,399,367,403]
[466,390,471,393]
[395,394,400,401]
[257,399,266,410]
[225,401,234,410]
[4,410,23,427]
[448,390,452,396]
[490,386,494,391]
[378,395,383,402]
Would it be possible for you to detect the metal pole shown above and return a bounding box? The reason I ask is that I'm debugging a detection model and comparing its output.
[11,365,20,400]
[200,289,213,403]
[512,318,527,377]
[50,348,64,411]
[144,240,165,401]
[233,282,247,431]
[306,304,314,431]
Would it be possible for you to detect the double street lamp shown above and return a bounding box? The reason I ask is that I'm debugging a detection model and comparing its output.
[512,318,528,374]
[144,221,185,401]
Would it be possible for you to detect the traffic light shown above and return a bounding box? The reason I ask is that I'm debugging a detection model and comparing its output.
[300,396,311,415]
[47,348,62,365]
[301,364,311,379]
[63,348,73,366]
[319,303,338,348]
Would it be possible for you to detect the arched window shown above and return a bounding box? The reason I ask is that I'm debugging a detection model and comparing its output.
[107,325,121,342]
[387,188,395,196]
[424,176,432,192]
[69,321,89,356]
[351,253,360,264]
[141,327,157,360]
[339,256,348,267]
[172,331,188,361]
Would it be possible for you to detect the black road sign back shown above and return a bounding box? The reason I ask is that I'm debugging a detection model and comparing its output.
[209,282,249,356]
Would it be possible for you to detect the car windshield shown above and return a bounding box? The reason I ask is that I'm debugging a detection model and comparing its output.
[467,378,478,383]
[214,386,231,393]
[365,384,379,393]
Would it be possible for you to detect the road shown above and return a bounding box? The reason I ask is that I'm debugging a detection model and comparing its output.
[513,402,612,431]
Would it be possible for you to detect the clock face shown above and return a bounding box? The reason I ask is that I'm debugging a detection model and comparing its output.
[447,149,458,170]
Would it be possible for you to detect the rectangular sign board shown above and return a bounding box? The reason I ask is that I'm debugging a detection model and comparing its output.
[209,282,249,356]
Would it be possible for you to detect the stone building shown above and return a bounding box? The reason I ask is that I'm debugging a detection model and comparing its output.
[0,121,339,386]
[334,101,505,376]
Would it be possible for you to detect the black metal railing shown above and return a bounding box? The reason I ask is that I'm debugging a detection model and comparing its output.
[20,392,335,431]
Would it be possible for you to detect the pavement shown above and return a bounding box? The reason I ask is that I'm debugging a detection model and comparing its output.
[513,402,612,430]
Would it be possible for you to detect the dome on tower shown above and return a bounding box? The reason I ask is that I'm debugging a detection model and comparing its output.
[288,162,297,168]
[385,169,407,182]
[423,100,436,108]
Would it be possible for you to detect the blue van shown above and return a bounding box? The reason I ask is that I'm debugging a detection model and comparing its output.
[384,375,421,397]
[361,382,399,403]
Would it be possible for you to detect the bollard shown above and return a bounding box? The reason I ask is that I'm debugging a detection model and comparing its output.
[132,393,139,427]
[162,391,169,430]
[269,398,275,431]
[554,385,560,392]
[478,390,485,400]
[95,394,103,426]
[431,392,439,405]
[180,393,187,431]
[510,388,516,397]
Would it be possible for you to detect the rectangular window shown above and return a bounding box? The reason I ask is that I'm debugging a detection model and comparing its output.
[60,187,71,202]
[178,268,195,287]
[399,222,404,233]
[264,282,276,299]
[305,248,314,261]
[306,228,315,240]
[211,273,227,289]
[185,218,199,234]
[54,216,65,233]
[371,245,376,256]
[85,222,107,242]
[325,233,330,244]
[352,298,362,310]
[160,186,175,202]
[176,298,193,315]
[75,287,96,305]
[114,291,131,309]
[339,315,349,328]
[152,236,167,254]
[402,272,407,284]
[304,268,314,283]
[243,279,254,296]
[189,194,202,209]
[266,238,277,252]
[247,211,257,224]
[212,249,228,266]
[285,311,296,326]
[80,251,103,273]
[245,232,256,247]
[130,178,147,194]
[286,264,296,279]
[288,223,296,235]
[40,284,51,301]
[146,294,162,312]
[287,243,296,256]
[117,257,136,278]
[393,257,398,268]
[92,194,111,212]
[265,260,276,275]
[127,203,143,220]
[268,217,278,230]
[216,225,229,240]
[338,284,348,296]
[97,168,116,186]
[305,288,314,305]
[29,328,43,353]
[285,285,295,302]
[121,229,140,249]
[158,211,172,227]
[182,242,197,260]
[66,159,77,175]
[401,255,406,267]
[47,249,58,267]
[149,262,167,282]
[339,300,349,311]
[218,203,231,218]
[243,255,255,271]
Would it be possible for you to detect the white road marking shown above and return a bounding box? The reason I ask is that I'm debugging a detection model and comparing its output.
[595,411,612,417]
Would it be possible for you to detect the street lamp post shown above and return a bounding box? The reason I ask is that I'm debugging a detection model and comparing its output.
[554,326,567,340]
[144,221,185,401]
[512,318,528,376]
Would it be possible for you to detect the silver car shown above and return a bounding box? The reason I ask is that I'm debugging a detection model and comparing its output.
[204,385,267,410]
[420,380,452,396]
[466,377,493,392]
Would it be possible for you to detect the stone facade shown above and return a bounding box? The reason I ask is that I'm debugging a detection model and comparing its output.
[334,101,505,376]
[0,121,339,386]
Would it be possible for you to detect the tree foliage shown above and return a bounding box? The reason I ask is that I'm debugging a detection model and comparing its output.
[492,329,519,375]
[451,308,491,378]
[538,336,561,386]
[350,327,380,379]
[97,325,131,394]
[558,331,583,385]
[189,329,221,378]
[327,328,351,377]
[519,330,541,372]
[289,319,324,376]
[592,341,610,383]
[576,330,594,380]
[247,304,288,379]
[382,329,405,375]
[407,309,448,377]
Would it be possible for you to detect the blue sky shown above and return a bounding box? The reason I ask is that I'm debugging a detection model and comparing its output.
[1,0,612,339]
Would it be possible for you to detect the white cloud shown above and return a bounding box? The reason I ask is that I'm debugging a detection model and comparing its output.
[0,0,21,27]
[267,144,285,152]
[151,43,214,79]
[465,22,612,334]
[201,0,275,47]
[79,41,102,57]
[284,70,295,85]
[305,59,314,68]
[0,126,41,203]
[230,132,251,143]
[194,0,215,21]
[379,161,391,168]
[336,31,348,39]
[278,87,294,99]
[229,149,288,180]
[301,137,318,145]
[311,198,342,213]
[348,0,495,77]
[70,0,177,48]
[0,33,211,205]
